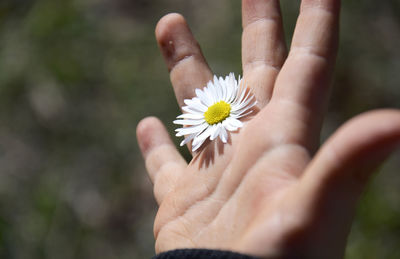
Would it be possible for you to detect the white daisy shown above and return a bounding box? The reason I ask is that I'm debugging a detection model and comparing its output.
[174,73,257,152]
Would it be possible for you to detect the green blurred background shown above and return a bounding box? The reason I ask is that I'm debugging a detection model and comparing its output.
[0,0,399,258]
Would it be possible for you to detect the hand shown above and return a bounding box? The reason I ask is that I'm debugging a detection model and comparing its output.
[136,0,400,258]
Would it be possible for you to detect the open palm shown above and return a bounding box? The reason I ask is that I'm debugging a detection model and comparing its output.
[137,0,400,258]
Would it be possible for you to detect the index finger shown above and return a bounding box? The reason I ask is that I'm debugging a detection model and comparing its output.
[156,13,213,108]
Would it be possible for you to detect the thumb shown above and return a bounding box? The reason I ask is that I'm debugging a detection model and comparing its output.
[296,109,400,257]
[303,109,400,193]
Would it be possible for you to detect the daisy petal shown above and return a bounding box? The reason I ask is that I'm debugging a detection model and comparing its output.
[212,125,221,142]
[214,75,223,99]
[184,97,198,106]
[193,124,215,144]
[221,79,227,101]
[223,119,238,132]
[207,81,217,103]
[220,126,228,143]
[225,83,233,102]
[180,133,197,146]
[210,124,220,141]
[233,96,256,114]
[234,109,253,119]
[196,88,213,107]
[192,139,205,152]
[177,113,204,120]
[234,101,257,118]
[227,117,243,128]
[173,119,205,125]
[182,104,206,114]
[184,98,208,111]
[203,86,215,104]
[176,123,207,137]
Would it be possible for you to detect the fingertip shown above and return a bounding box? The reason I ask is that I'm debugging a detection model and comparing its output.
[334,109,400,149]
[350,108,400,125]
[155,13,188,64]
[136,116,171,159]
[335,109,400,172]
[154,13,212,107]
[155,12,207,75]
[155,13,186,40]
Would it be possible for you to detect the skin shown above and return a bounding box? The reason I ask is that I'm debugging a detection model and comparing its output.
[136,0,400,258]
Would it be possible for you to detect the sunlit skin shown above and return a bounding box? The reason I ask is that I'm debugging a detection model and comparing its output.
[136,0,400,258]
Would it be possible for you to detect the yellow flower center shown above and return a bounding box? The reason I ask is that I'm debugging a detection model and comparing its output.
[204,101,231,125]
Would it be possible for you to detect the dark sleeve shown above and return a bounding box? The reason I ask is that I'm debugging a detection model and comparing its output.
[152,249,260,259]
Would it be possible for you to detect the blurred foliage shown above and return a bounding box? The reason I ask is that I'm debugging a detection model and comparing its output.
[0,0,399,258]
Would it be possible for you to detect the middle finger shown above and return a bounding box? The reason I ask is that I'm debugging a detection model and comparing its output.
[242,0,287,107]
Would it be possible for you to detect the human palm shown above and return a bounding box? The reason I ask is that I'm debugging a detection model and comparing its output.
[137,0,400,258]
